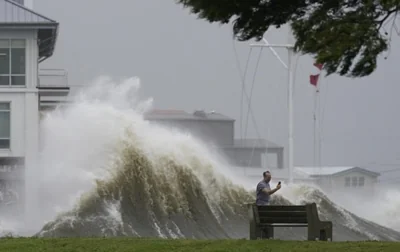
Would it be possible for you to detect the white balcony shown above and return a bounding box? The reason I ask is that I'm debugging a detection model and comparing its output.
[37,68,70,97]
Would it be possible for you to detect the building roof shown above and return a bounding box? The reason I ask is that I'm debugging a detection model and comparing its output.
[295,166,380,178]
[0,0,58,61]
[0,0,55,23]
[144,109,235,121]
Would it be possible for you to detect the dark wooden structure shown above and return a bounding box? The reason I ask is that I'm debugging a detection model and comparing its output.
[247,203,332,241]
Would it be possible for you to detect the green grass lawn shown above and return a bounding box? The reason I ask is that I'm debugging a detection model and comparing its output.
[0,237,398,252]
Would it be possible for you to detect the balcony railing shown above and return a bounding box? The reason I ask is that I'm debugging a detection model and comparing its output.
[38,68,68,88]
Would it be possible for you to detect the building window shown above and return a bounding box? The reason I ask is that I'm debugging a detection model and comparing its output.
[0,102,10,149]
[358,177,365,187]
[345,177,350,187]
[0,39,26,86]
[345,176,365,188]
[351,176,358,187]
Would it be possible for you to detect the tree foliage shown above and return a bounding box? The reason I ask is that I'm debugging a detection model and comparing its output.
[175,0,400,77]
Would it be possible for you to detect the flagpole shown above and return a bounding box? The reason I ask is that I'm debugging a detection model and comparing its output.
[313,91,317,168]
[287,47,294,184]
[316,85,321,169]
[310,65,323,170]
[249,42,295,184]
[313,84,319,169]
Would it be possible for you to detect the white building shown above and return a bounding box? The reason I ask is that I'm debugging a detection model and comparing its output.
[295,166,380,195]
[0,0,69,211]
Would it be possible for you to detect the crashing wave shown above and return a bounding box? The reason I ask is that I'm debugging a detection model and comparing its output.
[36,133,400,241]
[0,76,395,241]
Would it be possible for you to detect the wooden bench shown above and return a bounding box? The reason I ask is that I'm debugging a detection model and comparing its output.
[247,203,332,241]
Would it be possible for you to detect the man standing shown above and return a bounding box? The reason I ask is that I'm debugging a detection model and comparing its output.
[256,171,281,205]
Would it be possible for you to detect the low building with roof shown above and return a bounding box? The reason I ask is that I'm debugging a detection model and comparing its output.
[145,109,235,146]
[295,166,380,195]
[144,109,284,169]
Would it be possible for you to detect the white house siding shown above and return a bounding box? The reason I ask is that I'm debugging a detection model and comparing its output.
[0,29,39,160]
[0,28,39,212]
[330,171,377,196]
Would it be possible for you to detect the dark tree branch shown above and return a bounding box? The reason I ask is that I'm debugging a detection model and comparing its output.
[377,8,398,30]
[175,0,400,78]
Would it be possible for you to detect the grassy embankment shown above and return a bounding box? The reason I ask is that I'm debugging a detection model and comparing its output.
[0,238,400,252]
[0,237,399,251]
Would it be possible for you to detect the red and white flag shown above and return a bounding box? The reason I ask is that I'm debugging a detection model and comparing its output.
[309,62,323,87]
[309,74,319,87]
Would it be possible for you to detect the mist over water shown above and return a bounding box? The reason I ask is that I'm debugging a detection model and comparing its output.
[326,188,400,232]
[0,76,399,240]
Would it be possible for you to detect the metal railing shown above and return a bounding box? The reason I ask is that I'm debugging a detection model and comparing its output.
[38,68,68,88]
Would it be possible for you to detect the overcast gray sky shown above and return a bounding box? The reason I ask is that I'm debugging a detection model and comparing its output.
[34,0,400,181]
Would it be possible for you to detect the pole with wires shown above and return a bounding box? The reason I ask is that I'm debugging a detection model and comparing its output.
[232,41,270,173]
[249,42,295,184]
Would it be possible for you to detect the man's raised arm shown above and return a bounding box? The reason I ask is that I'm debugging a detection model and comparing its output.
[262,184,281,195]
